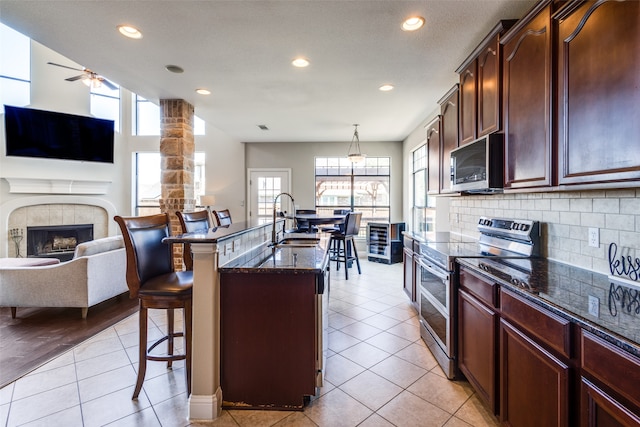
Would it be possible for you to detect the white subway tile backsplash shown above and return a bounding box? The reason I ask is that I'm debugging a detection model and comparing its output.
[448,189,640,276]
[580,212,605,228]
[593,198,619,214]
[605,213,635,231]
[570,198,592,212]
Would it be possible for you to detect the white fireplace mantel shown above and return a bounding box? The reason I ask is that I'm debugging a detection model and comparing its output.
[4,177,111,194]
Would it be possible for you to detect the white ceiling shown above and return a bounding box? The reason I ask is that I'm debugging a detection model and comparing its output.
[0,1,536,143]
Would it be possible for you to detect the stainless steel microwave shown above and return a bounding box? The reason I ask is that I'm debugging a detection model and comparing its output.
[450,133,504,193]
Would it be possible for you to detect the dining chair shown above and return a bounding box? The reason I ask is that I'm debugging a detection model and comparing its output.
[176,209,212,270]
[114,213,193,399]
[213,209,232,226]
[329,211,362,280]
[295,209,317,232]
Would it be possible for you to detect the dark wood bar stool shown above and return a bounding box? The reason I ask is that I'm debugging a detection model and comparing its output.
[213,209,232,226]
[329,211,362,280]
[114,213,193,400]
[176,210,212,271]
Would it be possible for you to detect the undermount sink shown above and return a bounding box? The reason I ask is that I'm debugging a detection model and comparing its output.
[273,238,320,249]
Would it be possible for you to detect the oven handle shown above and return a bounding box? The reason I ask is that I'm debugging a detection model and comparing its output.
[417,256,450,282]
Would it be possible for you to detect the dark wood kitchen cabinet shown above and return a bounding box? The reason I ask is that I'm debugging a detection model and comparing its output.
[458,61,477,146]
[501,1,553,189]
[426,116,441,195]
[438,85,459,193]
[555,0,640,186]
[580,330,640,426]
[500,288,572,426]
[458,267,499,414]
[402,236,417,309]
[457,20,516,146]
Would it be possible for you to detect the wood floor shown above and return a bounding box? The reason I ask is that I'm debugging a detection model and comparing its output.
[0,294,138,388]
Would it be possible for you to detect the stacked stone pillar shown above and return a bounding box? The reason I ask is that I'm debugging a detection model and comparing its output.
[159,99,196,270]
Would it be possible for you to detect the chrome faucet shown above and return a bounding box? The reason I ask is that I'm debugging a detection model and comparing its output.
[271,192,295,246]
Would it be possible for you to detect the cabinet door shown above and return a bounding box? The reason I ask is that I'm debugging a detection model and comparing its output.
[459,61,477,145]
[458,289,498,413]
[500,319,570,426]
[426,116,441,194]
[581,379,640,427]
[502,2,553,188]
[403,247,416,305]
[556,0,640,185]
[477,33,501,137]
[439,85,459,193]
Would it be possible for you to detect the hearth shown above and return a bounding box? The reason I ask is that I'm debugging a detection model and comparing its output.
[27,224,93,262]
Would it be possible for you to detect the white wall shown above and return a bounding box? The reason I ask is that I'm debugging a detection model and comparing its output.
[245,140,404,223]
[0,39,245,256]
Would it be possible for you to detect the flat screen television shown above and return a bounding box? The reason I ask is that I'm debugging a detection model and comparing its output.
[4,105,115,163]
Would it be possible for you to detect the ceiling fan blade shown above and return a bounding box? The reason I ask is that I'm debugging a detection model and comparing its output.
[65,75,85,82]
[47,61,85,72]
[101,78,118,91]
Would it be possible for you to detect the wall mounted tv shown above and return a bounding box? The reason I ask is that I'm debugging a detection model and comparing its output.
[4,105,115,163]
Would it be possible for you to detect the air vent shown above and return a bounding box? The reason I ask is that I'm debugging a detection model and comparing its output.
[258,125,269,130]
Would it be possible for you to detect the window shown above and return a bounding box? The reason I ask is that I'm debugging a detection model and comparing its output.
[412,144,435,232]
[133,95,160,136]
[0,23,30,108]
[91,83,120,131]
[135,152,205,215]
[133,94,205,136]
[315,157,390,237]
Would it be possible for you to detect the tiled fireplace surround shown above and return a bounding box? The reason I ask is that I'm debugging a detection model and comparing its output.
[3,197,115,259]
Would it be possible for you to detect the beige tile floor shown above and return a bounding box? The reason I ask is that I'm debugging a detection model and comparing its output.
[0,260,499,427]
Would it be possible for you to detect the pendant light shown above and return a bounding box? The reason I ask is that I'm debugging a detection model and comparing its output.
[347,124,365,163]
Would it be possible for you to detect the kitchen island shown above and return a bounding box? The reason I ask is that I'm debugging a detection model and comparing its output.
[163,220,329,420]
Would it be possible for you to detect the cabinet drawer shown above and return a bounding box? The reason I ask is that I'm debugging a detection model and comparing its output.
[403,236,414,251]
[459,266,498,308]
[500,288,571,358]
[581,330,640,410]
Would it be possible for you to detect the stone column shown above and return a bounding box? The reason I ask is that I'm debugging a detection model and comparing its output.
[159,99,196,270]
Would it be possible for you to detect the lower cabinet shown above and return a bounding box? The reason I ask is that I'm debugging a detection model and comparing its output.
[581,379,640,427]
[580,330,640,426]
[458,289,498,413]
[500,319,571,426]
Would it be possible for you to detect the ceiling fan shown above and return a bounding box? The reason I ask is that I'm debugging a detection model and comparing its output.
[47,61,117,90]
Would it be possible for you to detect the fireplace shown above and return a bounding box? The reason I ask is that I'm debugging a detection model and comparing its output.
[27,224,94,261]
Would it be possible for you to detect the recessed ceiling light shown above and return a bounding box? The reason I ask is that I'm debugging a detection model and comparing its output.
[117,25,142,39]
[195,88,211,95]
[165,65,184,73]
[379,84,395,92]
[292,57,310,68]
[402,16,425,31]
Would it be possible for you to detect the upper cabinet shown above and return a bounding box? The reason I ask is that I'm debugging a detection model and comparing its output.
[501,1,553,189]
[438,85,460,194]
[555,0,640,186]
[457,20,517,146]
[426,116,442,195]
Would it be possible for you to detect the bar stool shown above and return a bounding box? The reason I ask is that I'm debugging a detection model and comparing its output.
[329,211,362,280]
[213,209,232,226]
[176,209,212,271]
[114,213,193,399]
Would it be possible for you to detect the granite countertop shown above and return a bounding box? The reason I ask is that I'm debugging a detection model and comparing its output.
[219,237,330,274]
[457,257,640,358]
[163,219,282,244]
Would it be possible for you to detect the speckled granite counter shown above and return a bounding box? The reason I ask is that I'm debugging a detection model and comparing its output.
[457,257,640,358]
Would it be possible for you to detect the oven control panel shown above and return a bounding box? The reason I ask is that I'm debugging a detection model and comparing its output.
[477,217,540,242]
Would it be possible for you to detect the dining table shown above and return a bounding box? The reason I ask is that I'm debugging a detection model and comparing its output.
[289,212,346,231]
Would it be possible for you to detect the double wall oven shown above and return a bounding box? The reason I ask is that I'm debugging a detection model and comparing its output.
[416,217,540,379]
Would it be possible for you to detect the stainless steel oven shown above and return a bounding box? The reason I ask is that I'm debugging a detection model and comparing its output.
[417,255,456,377]
[416,217,540,380]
